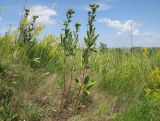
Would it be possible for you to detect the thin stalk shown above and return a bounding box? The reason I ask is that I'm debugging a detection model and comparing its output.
[77,65,87,98]
[67,67,74,95]
[60,58,66,109]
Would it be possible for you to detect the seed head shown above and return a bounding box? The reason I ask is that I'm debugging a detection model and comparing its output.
[75,22,81,32]
[67,9,75,16]
[25,9,30,13]
[75,22,81,28]
[89,4,99,10]
[33,16,39,21]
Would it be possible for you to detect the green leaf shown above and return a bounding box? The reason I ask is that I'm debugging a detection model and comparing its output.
[84,90,90,95]
[90,48,97,52]
[86,80,95,90]
[33,57,40,63]
[84,76,89,84]
[75,78,79,83]
[57,80,63,88]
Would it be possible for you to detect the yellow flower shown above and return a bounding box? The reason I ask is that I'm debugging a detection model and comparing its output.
[153,91,160,99]
[143,48,149,57]
[144,87,152,96]
[150,68,160,84]
[156,51,160,60]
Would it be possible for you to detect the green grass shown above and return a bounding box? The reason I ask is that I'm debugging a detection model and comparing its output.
[1,40,160,120]
[1,35,160,120]
[112,100,160,121]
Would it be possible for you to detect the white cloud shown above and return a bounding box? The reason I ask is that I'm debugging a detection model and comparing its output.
[0,25,17,34]
[29,5,57,25]
[142,32,160,40]
[133,32,160,47]
[98,18,140,35]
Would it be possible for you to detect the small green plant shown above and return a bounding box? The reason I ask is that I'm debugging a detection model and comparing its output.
[99,42,108,52]
[144,67,160,100]
[96,103,108,116]
[112,100,160,121]
[75,76,95,97]
[0,62,7,73]
[26,104,44,121]
[0,98,17,121]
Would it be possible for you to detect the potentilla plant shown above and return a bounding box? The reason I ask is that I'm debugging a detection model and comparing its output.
[60,9,81,109]
[76,4,99,101]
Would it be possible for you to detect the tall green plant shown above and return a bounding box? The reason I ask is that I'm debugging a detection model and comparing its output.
[15,9,43,65]
[60,9,81,109]
[17,9,39,47]
[77,4,99,99]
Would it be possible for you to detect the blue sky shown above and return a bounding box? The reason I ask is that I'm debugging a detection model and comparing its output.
[0,0,160,47]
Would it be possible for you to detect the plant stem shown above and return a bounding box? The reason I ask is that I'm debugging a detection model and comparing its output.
[67,67,74,95]
[77,65,87,98]
[60,58,66,110]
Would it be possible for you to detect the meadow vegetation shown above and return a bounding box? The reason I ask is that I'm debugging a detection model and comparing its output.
[0,3,160,121]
